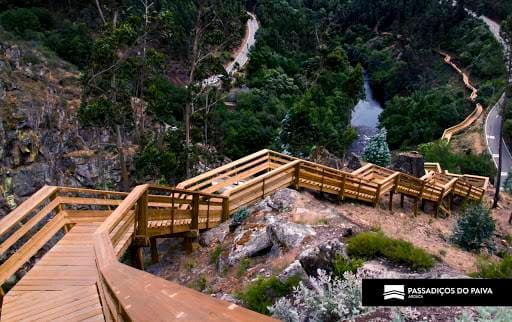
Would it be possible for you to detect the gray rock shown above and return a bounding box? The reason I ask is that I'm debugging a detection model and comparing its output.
[228,227,272,264]
[267,221,316,249]
[392,152,425,178]
[278,260,308,284]
[356,260,467,279]
[298,238,347,276]
[199,221,230,246]
[266,188,301,212]
[347,152,363,170]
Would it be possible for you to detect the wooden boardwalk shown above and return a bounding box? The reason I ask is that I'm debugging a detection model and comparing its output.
[0,150,489,321]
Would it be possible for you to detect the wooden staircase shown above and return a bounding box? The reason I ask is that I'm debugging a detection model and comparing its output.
[0,150,488,321]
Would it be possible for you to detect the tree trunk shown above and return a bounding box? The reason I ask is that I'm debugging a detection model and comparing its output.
[95,0,107,25]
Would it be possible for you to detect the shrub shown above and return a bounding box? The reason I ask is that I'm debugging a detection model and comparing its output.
[209,245,222,265]
[333,255,364,279]
[237,258,252,277]
[0,8,42,37]
[269,271,367,322]
[346,231,435,271]
[471,256,512,279]
[45,22,92,68]
[237,276,299,315]
[419,141,497,178]
[229,207,250,231]
[362,128,391,167]
[456,307,512,321]
[451,204,495,251]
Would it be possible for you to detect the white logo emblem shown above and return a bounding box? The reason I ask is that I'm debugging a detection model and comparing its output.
[383,285,405,300]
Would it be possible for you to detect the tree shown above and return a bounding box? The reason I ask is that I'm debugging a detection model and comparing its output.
[362,128,391,167]
[494,16,512,208]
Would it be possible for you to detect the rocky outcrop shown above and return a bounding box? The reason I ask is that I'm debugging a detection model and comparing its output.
[228,225,273,264]
[356,260,466,279]
[0,39,136,217]
[347,152,363,170]
[298,238,347,276]
[267,221,316,249]
[391,152,425,178]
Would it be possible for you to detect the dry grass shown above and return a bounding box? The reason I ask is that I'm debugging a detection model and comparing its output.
[292,212,329,225]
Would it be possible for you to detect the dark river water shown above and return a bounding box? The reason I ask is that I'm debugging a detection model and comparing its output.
[348,74,384,155]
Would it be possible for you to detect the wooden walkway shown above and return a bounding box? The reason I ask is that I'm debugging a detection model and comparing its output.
[438,51,485,142]
[0,150,489,321]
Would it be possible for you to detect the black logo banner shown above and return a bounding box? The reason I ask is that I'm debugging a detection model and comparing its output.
[362,279,512,306]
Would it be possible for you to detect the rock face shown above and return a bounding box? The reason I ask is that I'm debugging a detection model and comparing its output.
[267,221,316,249]
[228,226,273,264]
[347,153,363,170]
[391,152,425,178]
[266,188,302,212]
[277,260,308,284]
[298,238,347,276]
[0,39,136,217]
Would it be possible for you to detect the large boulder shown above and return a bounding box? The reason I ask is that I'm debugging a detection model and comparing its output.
[278,260,308,284]
[199,221,230,246]
[391,152,425,178]
[347,152,363,171]
[267,221,316,249]
[266,188,302,212]
[298,238,347,276]
[228,226,272,264]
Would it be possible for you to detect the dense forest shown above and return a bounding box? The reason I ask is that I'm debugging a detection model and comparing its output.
[0,0,506,184]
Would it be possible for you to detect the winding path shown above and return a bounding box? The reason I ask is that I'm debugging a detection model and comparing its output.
[202,12,259,86]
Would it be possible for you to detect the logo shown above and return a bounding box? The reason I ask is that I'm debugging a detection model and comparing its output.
[383,285,405,300]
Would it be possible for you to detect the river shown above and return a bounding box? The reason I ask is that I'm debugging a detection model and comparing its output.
[348,73,384,155]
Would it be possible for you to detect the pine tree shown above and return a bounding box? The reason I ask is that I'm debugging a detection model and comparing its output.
[362,128,391,167]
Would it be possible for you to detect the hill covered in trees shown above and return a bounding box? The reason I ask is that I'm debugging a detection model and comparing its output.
[0,0,506,190]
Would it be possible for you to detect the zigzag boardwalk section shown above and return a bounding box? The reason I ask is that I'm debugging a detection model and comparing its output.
[0,150,488,321]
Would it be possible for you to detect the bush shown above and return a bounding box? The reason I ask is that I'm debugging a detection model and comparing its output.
[0,8,42,37]
[237,276,299,315]
[451,204,495,251]
[419,140,497,178]
[362,128,391,167]
[333,255,364,279]
[209,245,222,265]
[270,271,367,322]
[45,22,92,68]
[346,231,435,271]
[237,258,252,277]
[471,256,512,279]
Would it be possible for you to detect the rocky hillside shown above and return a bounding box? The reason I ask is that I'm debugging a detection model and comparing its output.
[0,36,135,217]
[144,188,512,321]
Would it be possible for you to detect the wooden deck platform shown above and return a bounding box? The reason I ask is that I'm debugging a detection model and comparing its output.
[0,149,489,321]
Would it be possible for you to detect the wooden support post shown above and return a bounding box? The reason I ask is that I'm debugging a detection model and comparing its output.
[400,194,405,208]
[421,200,426,211]
[294,163,301,191]
[222,198,229,222]
[135,190,149,246]
[150,237,159,264]
[373,185,381,208]
[131,246,144,270]
[191,194,199,231]
[413,198,418,217]
[339,174,347,203]
[389,191,394,211]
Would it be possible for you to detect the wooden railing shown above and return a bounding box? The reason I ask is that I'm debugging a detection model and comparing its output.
[437,51,485,141]
[0,186,128,292]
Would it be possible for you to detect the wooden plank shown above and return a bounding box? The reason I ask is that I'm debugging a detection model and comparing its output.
[0,198,60,255]
[0,186,58,237]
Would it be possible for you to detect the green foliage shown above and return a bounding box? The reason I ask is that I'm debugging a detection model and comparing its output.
[0,7,51,37]
[45,21,92,68]
[191,274,208,292]
[451,204,496,251]
[145,76,188,124]
[237,276,300,315]
[347,231,435,271]
[237,258,252,277]
[209,245,223,265]
[333,255,364,279]
[362,128,391,167]
[134,133,188,183]
[232,208,250,224]
[77,98,120,128]
[419,141,497,178]
[472,256,512,279]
